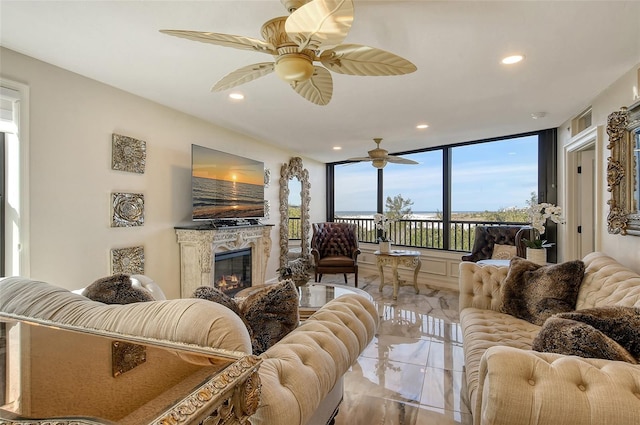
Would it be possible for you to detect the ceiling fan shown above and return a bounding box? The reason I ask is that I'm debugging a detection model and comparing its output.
[160,0,417,106]
[348,138,419,169]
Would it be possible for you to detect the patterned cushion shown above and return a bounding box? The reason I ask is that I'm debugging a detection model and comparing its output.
[532,306,640,363]
[491,244,517,260]
[83,274,154,304]
[193,280,299,355]
[501,257,585,325]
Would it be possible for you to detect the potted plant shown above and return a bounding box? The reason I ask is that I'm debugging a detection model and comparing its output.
[374,213,393,253]
[522,202,564,264]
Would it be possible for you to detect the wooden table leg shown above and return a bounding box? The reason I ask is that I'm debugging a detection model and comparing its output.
[377,261,385,293]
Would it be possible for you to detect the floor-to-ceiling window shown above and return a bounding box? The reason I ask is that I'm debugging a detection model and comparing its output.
[328,129,557,259]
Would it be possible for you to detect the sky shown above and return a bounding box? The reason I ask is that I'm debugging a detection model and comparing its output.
[334,135,538,213]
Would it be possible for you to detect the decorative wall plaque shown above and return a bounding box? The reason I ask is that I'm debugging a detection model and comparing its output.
[112,341,146,377]
[111,246,144,274]
[112,133,146,173]
[112,192,144,227]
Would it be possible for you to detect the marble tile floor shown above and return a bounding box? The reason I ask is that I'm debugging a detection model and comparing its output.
[318,273,472,425]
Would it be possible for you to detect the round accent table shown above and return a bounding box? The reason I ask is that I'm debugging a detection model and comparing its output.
[298,283,372,321]
[374,250,421,300]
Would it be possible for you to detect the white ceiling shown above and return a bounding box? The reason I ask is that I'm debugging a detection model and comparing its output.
[1,1,639,163]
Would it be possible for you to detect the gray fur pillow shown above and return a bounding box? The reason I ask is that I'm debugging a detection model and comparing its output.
[192,280,299,355]
[532,306,640,363]
[83,273,154,304]
[501,257,585,325]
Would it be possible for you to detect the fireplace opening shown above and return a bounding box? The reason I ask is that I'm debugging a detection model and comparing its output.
[214,248,252,296]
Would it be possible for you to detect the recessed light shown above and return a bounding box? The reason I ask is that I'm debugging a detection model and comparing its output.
[416,124,429,129]
[333,146,342,150]
[229,92,244,100]
[531,112,547,119]
[501,55,524,65]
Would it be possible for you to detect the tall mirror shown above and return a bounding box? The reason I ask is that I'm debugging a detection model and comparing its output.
[606,100,640,235]
[279,157,311,269]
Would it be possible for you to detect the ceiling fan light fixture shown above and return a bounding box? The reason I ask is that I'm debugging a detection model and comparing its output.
[372,159,387,169]
[275,54,314,83]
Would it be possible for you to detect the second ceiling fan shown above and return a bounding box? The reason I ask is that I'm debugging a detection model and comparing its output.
[348,138,419,169]
[160,0,417,105]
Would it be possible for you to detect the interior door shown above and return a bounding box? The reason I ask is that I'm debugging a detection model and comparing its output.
[577,149,595,257]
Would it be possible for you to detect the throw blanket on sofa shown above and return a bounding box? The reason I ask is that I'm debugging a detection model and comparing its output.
[532,306,640,363]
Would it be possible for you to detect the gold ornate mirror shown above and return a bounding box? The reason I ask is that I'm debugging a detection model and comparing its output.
[279,157,311,269]
[606,100,640,235]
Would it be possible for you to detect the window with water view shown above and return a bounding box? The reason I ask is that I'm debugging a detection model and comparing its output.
[330,132,549,252]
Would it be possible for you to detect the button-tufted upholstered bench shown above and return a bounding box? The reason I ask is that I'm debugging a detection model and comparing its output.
[0,277,378,425]
[458,252,640,425]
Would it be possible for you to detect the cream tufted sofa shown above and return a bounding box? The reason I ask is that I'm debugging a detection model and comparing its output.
[0,277,378,425]
[459,252,640,425]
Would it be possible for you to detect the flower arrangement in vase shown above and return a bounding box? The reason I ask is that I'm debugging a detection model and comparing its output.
[374,213,393,252]
[522,202,565,264]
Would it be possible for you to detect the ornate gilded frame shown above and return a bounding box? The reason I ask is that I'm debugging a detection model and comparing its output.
[606,100,640,235]
[279,157,311,269]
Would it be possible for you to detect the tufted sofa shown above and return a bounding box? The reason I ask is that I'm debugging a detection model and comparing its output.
[0,277,378,425]
[458,252,640,425]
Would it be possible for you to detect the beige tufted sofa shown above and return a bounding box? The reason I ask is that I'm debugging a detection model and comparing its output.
[459,252,640,425]
[0,277,378,425]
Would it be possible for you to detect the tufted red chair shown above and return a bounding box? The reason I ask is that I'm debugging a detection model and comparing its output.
[461,225,533,262]
[311,222,361,287]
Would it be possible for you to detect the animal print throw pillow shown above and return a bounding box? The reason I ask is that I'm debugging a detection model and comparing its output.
[83,273,154,304]
[501,257,585,325]
[532,306,640,363]
[193,280,299,355]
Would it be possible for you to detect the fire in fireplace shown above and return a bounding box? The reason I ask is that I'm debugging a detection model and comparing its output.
[214,248,252,296]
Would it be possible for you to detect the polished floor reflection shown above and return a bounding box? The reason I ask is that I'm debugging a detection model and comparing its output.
[323,273,471,425]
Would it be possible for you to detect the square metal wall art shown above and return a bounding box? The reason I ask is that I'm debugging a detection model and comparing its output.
[112,133,146,174]
[112,192,144,227]
[111,246,144,274]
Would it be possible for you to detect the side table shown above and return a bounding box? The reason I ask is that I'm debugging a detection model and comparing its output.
[375,250,421,300]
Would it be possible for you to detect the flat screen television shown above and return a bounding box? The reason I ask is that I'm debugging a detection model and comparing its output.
[191,144,265,221]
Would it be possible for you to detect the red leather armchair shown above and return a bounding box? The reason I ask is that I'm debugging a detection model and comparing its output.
[311,222,361,287]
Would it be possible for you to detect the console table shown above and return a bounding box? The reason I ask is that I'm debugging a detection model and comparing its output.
[375,250,421,300]
[175,224,272,298]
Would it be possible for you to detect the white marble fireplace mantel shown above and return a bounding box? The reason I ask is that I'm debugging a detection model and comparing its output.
[175,225,272,298]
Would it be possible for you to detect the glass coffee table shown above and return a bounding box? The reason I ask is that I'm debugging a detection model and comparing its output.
[298,283,372,321]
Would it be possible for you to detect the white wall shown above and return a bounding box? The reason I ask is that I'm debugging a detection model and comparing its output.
[558,63,640,272]
[0,47,327,298]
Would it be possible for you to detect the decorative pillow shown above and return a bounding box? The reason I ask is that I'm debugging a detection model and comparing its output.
[500,257,585,325]
[193,285,241,316]
[83,273,154,304]
[192,280,299,355]
[491,244,517,260]
[532,307,640,363]
[239,280,299,355]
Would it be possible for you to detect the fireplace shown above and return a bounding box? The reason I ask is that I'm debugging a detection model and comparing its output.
[175,225,272,299]
[214,248,252,296]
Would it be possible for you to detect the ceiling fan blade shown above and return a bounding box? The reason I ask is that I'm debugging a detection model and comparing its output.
[386,156,419,165]
[320,44,417,76]
[159,30,277,54]
[291,66,333,105]
[285,0,354,51]
[211,62,275,92]
[346,156,374,162]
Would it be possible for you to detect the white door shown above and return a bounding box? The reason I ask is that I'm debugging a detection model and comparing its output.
[577,149,595,257]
